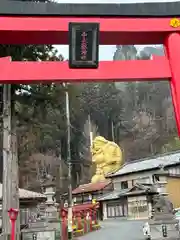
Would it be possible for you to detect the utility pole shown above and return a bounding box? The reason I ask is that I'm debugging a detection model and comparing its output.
[111,121,115,142]
[56,149,64,210]
[88,114,93,146]
[59,157,64,209]
[2,84,12,240]
[11,108,20,240]
[64,83,73,240]
[2,85,20,240]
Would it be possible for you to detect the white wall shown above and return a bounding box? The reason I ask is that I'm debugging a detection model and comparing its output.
[102,202,108,220]
[113,171,155,190]
[168,166,180,175]
[112,166,180,190]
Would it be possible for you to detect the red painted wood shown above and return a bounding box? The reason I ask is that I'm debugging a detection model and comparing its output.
[0,58,171,83]
[61,213,68,240]
[165,33,180,136]
[0,16,178,44]
[0,15,179,136]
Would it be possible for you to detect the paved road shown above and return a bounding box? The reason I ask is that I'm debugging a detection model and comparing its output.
[80,219,145,240]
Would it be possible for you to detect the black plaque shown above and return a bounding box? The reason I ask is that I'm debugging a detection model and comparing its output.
[69,22,99,69]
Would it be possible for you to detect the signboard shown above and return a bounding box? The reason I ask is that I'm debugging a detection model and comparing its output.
[69,22,99,69]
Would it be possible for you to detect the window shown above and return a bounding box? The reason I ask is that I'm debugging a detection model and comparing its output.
[114,181,122,190]
[107,204,125,218]
[136,176,150,184]
[153,175,159,183]
[121,181,128,189]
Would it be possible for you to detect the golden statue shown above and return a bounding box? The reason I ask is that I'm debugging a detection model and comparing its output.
[91,136,123,183]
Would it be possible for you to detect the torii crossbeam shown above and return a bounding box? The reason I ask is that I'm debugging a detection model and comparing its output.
[0,1,180,135]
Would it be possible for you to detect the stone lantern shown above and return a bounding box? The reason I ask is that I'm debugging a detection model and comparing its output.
[148,165,179,240]
[43,175,58,222]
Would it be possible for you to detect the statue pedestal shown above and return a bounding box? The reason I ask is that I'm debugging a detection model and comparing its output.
[149,214,180,240]
[148,170,180,239]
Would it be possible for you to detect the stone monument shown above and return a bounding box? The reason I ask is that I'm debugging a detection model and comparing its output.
[21,175,61,240]
[149,168,180,240]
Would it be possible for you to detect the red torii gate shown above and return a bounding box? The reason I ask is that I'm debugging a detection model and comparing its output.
[0,1,180,134]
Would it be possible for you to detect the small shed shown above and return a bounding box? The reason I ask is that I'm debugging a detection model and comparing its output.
[0,183,46,228]
[0,183,46,207]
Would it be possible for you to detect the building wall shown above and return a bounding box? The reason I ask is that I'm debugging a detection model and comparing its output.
[101,164,180,220]
[128,195,149,220]
[166,176,180,208]
[102,198,128,219]
[102,195,150,220]
[113,171,155,190]
[168,166,180,175]
[112,165,180,191]
[102,202,108,220]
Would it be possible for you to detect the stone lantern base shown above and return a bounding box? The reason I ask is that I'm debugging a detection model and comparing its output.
[149,218,179,240]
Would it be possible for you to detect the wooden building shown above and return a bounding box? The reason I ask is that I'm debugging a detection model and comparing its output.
[0,183,46,229]
[69,180,113,220]
[98,183,156,220]
[71,151,180,220]
[154,171,180,208]
[98,151,180,220]
[71,180,113,205]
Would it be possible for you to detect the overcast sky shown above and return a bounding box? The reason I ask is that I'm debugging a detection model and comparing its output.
[55,0,178,60]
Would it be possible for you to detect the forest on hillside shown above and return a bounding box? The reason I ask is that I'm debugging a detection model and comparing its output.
[1,0,180,197]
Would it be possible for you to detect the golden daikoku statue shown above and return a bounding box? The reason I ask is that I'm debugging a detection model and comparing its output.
[91,136,123,183]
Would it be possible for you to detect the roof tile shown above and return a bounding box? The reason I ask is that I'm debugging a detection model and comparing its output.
[0,184,46,200]
[72,180,111,194]
[109,151,180,177]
